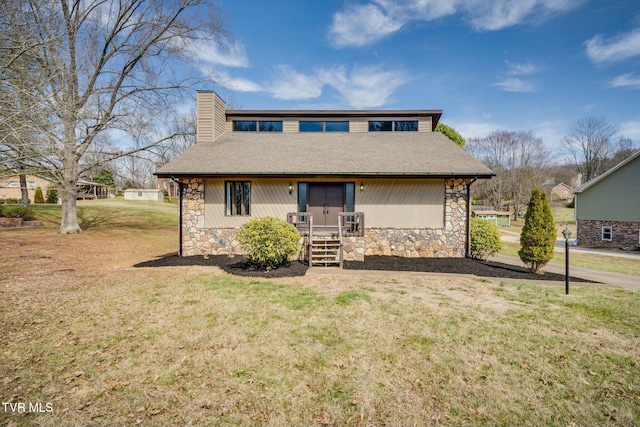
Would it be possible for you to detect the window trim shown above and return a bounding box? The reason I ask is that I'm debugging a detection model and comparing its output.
[233,120,283,132]
[225,181,251,216]
[601,226,612,241]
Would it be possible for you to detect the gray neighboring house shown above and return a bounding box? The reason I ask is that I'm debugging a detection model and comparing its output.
[155,91,494,266]
[574,150,640,249]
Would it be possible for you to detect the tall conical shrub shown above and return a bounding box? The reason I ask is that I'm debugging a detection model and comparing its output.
[33,186,45,204]
[518,188,556,274]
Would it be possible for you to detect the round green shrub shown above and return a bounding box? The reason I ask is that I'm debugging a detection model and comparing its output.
[236,216,301,271]
[469,216,503,260]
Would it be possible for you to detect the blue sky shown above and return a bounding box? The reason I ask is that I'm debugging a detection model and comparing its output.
[192,0,640,154]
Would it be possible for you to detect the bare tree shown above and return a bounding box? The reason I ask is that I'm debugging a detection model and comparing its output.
[0,0,224,233]
[562,117,618,183]
[467,130,550,218]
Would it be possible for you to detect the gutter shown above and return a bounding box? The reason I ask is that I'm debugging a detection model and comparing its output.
[466,178,477,258]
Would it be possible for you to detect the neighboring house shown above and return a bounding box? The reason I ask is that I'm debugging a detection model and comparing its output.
[124,189,164,202]
[551,183,573,201]
[0,174,56,201]
[155,91,494,266]
[574,150,640,249]
[0,174,109,202]
[473,210,511,227]
[157,177,180,198]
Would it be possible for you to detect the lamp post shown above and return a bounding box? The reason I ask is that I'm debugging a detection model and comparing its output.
[562,228,572,295]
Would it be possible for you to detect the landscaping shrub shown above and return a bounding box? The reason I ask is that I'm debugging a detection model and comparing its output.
[0,205,35,221]
[46,185,59,204]
[469,216,503,260]
[236,216,301,270]
[518,188,556,274]
[34,186,45,204]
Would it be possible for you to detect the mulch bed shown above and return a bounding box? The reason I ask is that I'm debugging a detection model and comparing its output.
[135,254,597,282]
[134,255,309,278]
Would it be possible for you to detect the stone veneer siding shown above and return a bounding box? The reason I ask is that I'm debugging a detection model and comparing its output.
[180,177,469,259]
[577,219,640,249]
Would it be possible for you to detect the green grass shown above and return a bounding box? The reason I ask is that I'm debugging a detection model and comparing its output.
[30,198,178,230]
[3,267,639,426]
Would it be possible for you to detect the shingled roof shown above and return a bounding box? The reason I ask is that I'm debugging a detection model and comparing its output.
[156,131,494,178]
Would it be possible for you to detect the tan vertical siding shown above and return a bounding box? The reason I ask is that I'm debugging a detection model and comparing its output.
[204,177,445,229]
[204,178,298,228]
[214,94,227,138]
[196,92,215,143]
[350,119,368,132]
[356,179,444,228]
[418,118,432,132]
[283,120,298,133]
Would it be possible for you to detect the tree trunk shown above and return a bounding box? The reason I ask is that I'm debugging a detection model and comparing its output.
[19,173,30,207]
[59,160,82,234]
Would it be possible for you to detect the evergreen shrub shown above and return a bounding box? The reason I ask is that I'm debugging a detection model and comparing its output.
[0,206,35,220]
[34,187,45,204]
[518,188,556,274]
[46,186,59,204]
[236,216,301,271]
[469,216,503,260]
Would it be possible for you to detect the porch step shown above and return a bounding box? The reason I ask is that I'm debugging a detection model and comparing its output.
[310,238,341,267]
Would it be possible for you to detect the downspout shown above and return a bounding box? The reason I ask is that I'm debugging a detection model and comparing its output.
[466,178,477,258]
[174,177,183,257]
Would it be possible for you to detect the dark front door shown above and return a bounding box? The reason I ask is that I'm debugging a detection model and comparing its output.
[308,183,344,226]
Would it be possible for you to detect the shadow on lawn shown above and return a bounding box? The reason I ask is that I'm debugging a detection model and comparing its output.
[134,254,598,282]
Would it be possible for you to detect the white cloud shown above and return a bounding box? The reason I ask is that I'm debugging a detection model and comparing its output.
[585,29,640,64]
[329,3,404,47]
[318,65,407,108]
[506,61,539,75]
[619,120,640,142]
[213,70,262,92]
[267,66,324,100]
[607,73,640,89]
[329,0,584,47]
[493,78,535,92]
[187,39,249,68]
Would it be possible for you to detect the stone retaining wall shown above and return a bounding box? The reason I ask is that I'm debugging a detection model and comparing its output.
[577,219,640,249]
[180,177,470,259]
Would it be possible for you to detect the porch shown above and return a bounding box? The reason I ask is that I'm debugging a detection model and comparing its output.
[287,212,364,267]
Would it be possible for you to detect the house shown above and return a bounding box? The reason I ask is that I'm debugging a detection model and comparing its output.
[124,188,164,202]
[574,150,640,249]
[0,174,109,202]
[473,210,511,227]
[155,91,494,265]
[551,183,573,201]
[0,174,57,201]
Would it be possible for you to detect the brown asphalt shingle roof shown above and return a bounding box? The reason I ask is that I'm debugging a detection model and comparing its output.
[156,131,494,178]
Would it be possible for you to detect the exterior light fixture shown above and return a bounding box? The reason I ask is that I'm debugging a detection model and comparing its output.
[289,183,293,195]
[562,227,572,295]
[360,182,364,191]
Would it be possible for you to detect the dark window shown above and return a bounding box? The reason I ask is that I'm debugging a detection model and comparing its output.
[300,121,349,132]
[602,226,612,241]
[225,181,251,216]
[299,121,323,132]
[394,120,418,131]
[297,183,308,212]
[233,121,257,132]
[259,121,282,132]
[368,121,392,131]
[325,121,349,132]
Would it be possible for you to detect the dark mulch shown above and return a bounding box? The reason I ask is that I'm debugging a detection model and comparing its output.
[344,256,597,283]
[134,255,309,278]
[135,254,597,282]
